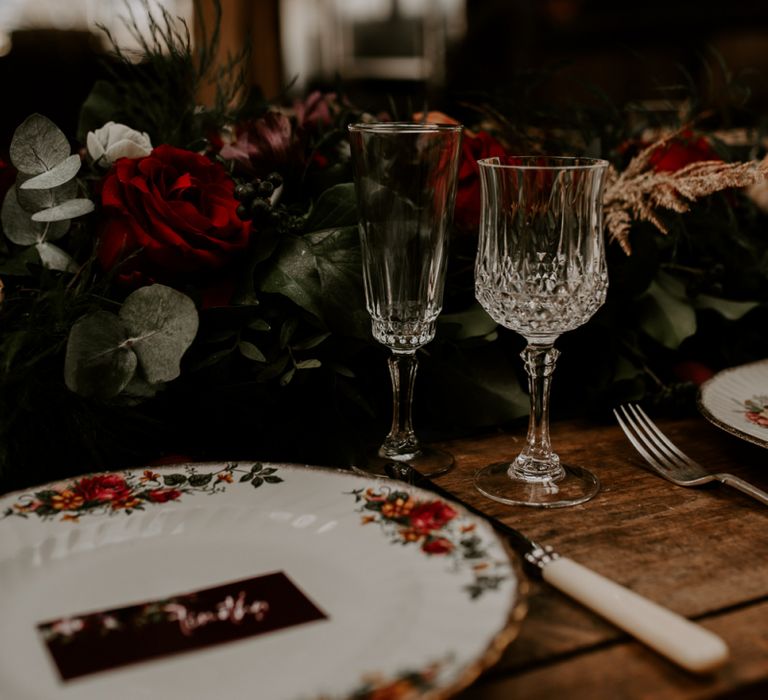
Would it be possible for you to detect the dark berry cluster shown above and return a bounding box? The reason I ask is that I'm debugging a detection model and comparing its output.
[234,172,283,224]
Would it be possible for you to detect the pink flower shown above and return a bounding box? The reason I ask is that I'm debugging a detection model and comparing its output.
[293,91,341,129]
[219,111,303,176]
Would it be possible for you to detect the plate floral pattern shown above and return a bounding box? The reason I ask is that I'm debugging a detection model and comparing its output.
[350,486,507,599]
[699,360,768,448]
[0,464,524,700]
[2,462,283,522]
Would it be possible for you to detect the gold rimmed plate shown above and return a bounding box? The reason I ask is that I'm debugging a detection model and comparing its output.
[698,359,768,449]
[0,462,526,699]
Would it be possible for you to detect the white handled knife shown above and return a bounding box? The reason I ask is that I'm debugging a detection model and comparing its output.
[386,463,729,674]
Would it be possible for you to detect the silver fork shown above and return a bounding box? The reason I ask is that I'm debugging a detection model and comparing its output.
[614,403,768,506]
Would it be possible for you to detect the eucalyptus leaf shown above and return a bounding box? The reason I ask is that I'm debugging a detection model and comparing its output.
[122,375,161,400]
[119,284,199,384]
[64,311,137,399]
[31,198,95,223]
[19,155,82,190]
[10,114,70,175]
[2,189,69,245]
[36,242,78,273]
[17,178,77,213]
[2,189,38,245]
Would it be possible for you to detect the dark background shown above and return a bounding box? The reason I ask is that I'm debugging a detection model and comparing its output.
[2,0,768,152]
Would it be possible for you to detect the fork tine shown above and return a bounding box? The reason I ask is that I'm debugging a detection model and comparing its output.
[626,404,696,470]
[613,406,678,476]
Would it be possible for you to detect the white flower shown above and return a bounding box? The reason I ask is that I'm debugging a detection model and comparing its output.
[86,122,152,166]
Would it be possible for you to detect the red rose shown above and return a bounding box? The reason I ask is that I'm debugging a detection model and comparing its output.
[409,500,458,534]
[422,537,454,555]
[648,131,720,172]
[147,488,182,503]
[454,130,507,232]
[98,145,251,286]
[74,474,132,503]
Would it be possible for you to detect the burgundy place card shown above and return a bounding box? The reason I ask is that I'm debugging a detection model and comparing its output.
[38,571,328,681]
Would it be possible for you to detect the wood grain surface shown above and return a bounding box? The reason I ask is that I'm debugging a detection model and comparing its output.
[433,417,768,699]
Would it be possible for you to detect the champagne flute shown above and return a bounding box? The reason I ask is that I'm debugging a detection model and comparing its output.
[348,122,462,476]
[474,156,609,507]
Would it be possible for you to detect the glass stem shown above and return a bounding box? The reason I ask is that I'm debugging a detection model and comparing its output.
[513,344,564,481]
[380,351,420,460]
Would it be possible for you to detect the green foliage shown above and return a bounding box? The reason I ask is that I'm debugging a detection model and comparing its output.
[79,0,250,148]
[2,114,93,273]
[64,285,199,399]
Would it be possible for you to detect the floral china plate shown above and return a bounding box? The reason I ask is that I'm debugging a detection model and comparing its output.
[698,359,768,448]
[0,463,525,700]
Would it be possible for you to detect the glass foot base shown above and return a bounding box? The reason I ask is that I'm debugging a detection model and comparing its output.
[474,462,600,508]
[353,446,454,479]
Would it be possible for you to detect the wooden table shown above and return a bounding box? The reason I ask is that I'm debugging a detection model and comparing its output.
[431,416,768,699]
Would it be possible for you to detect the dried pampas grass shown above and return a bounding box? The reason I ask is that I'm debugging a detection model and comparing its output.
[603,132,768,254]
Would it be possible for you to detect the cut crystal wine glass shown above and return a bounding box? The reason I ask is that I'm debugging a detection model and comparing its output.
[348,122,462,477]
[474,156,609,507]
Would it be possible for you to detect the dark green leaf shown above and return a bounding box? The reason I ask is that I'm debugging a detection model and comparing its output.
[638,272,696,349]
[246,318,270,331]
[438,304,498,341]
[304,183,359,231]
[239,472,253,483]
[119,284,199,384]
[259,468,278,476]
[279,367,296,386]
[189,345,235,371]
[163,474,188,486]
[291,332,330,350]
[250,463,263,473]
[188,473,213,487]
[694,294,759,321]
[0,246,41,275]
[295,358,322,369]
[10,114,70,175]
[251,476,264,488]
[263,476,283,484]
[307,226,369,337]
[279,318,298,349]
[259,235,323,319]
[238,340,266,362]
[64,311,137,399]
